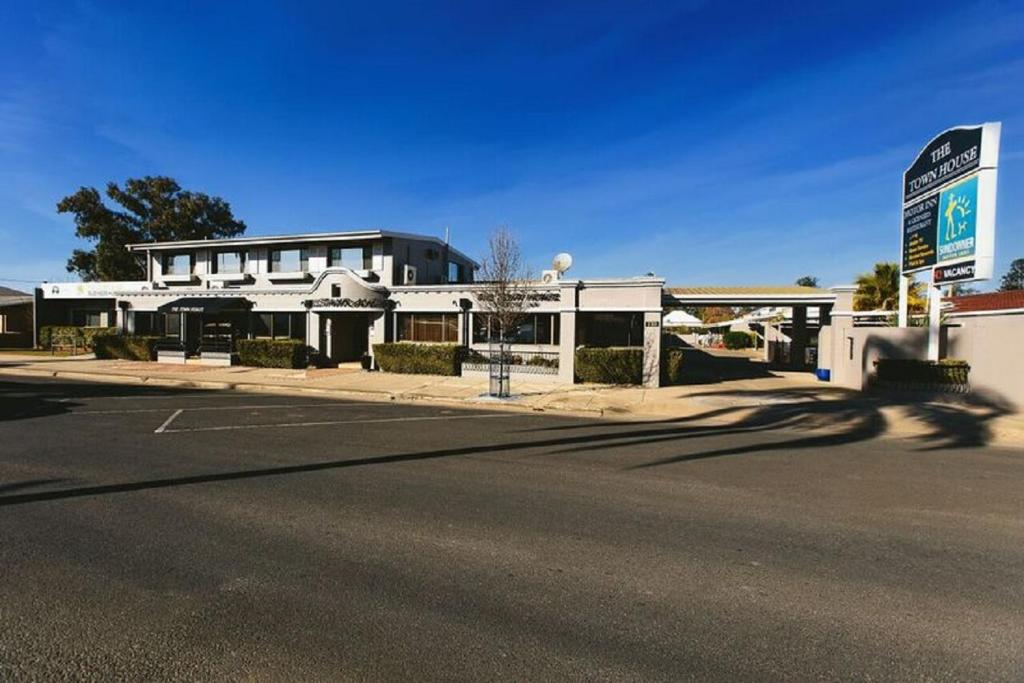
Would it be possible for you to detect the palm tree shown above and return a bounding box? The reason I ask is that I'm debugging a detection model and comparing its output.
[853,262,925,312]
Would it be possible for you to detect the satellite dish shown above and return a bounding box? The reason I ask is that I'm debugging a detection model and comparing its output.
[552,252,573,273]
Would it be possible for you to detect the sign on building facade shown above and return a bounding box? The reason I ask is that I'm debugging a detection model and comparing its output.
[900,123,1000,283]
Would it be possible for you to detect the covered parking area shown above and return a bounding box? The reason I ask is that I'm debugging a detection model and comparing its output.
[662,286,837,371]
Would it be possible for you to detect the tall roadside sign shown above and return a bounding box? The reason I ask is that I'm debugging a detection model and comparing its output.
[898,122,1001,359]
[900,123,1001,283]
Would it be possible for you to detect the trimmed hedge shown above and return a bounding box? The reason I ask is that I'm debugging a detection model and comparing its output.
[372,343,463,376]
[39,325,118,350]
[575,346,643,384]
[875,358,970,385]
[93,334,160,361]
[237,339,308,369]
[660,347,685,385]
[722,331,755,350]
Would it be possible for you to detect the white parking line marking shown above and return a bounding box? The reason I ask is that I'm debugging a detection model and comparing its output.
[76,402,379,415]
[159,412,520,434]
[154,409,184,434]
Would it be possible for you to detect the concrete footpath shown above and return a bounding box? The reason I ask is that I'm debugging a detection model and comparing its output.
[1,353,1022,447]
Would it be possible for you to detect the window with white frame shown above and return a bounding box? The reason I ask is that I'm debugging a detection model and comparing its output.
[270,248,309,273]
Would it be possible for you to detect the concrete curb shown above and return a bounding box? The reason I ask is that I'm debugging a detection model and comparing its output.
[0,366,608,419]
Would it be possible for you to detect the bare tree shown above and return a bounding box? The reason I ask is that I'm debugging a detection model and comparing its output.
[476,226,536,342]
[475,227,536,397]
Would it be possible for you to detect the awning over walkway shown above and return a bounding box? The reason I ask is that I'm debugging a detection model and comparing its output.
[157,297,253,314]
[663,285,835,308]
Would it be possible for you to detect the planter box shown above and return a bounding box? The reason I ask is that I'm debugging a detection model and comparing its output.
[199,351,233,367]
[157,349,187,365]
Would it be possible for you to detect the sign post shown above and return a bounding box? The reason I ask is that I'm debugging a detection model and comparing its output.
[898,123,1001,359]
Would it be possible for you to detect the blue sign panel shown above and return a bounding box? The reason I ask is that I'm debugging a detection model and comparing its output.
[936,175,978,263]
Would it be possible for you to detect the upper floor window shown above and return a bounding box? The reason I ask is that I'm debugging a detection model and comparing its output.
[329,245,372,271]
[447,262,463,283]
[163,253,193,276]
[270,248,308,273]
[213,251,245,274]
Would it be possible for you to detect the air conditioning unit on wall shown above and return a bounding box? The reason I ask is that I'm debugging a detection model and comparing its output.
[403,265,418,285]
[541,269,560,284]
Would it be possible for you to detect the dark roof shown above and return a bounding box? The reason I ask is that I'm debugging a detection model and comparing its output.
[157,297,253,314]
[947,290,1024,313]
[0,286,29,297]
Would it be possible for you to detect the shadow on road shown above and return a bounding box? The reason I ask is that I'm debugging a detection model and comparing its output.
[0,382,1014,508]
[535,386,1015,466]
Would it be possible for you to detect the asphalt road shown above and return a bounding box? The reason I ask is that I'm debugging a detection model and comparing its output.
[1,375,1023,681]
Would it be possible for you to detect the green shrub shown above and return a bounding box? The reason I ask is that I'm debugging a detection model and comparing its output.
[93,335,160,361]
[722,331,755,350]
[574,347,643,384]
[237,339,307,368]
[526,354,559,368]
[875,358,970,385]
[39,325,119,350]
[660,347,685,385]
[372,343,464,376]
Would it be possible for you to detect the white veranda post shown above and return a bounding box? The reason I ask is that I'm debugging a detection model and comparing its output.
[897,275,909,328]
[927,280,942,362]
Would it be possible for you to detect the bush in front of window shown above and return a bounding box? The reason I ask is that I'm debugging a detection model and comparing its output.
[39,325,119,350]
[237,339,308,369]
[574,347,643,385]
[722,331,755,350]
[93,334,160,361]
[372,342,464,376]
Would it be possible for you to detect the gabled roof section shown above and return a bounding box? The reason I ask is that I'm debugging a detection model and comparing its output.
[947,290,1024,314]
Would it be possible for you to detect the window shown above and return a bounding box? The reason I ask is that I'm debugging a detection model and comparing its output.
[576,313,642,347]
[164,253,192,275]
[164,313,181,339]
[447,262,462,283]
[270,248,308,272]
[289,313,306,341]
[329,245,372,270]
[397,313,458,343]
[71,310,104,327]
[472,313,559,344]
[253,312,306,340]
[133,313,162,337]
[213,251,245,274]
[254,313,273,338]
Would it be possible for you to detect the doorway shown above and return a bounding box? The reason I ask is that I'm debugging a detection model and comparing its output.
[323,313,370,363]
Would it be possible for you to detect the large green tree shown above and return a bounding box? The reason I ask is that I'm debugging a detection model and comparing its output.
[794,275,819,288]
[999,258,1024,291]
[854,261,925,312]
[58,176,246,281]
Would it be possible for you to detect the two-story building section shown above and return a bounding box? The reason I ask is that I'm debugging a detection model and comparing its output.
[35,229,669,386]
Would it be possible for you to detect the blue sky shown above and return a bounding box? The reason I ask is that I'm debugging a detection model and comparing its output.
[1,1,1022,290]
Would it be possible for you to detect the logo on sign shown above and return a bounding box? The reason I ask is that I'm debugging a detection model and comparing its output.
[937,176,977,262]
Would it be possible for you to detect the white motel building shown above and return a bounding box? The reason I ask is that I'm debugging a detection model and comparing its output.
[35,229,689,385]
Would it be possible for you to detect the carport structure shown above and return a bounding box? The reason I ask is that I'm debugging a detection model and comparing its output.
[662,285,837,369]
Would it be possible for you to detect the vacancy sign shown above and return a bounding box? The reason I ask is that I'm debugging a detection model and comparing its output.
[900,123,1000,282]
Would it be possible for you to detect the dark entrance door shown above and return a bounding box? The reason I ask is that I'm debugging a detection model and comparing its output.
[326,313,369,363]
[183,313,203,356]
